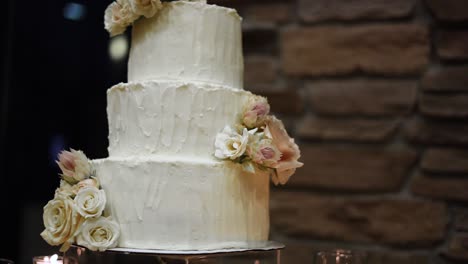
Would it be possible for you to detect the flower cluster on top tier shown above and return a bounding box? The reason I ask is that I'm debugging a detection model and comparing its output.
[104,0,163,37]
[214,95,304,185]
[41,149,120,252]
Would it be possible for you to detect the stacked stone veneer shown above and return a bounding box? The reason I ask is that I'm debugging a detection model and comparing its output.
[211,0,468,263]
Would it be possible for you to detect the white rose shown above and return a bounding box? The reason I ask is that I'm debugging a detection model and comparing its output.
[41,195,84,252]
[104,0,138,37]
[130,0,163,18]
[74,187,106,219]
[76,217,120,252]
[214,126,251,160]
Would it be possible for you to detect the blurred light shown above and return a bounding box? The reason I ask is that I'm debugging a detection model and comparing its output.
[109,35,129,62]
[51,254,59,264]
[49,134,66,166]
[63,2,86,21]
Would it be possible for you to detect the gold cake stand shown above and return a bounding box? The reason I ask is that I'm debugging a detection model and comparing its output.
[64,241,285,264]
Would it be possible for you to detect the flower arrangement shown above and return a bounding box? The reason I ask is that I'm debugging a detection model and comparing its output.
[104,0,163,37]
[214,95,303,185]
[41,149,120,252]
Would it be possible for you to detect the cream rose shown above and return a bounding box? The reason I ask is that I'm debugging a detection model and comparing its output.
[242,95,270,129]
[130,0,162,18]
[56,149,92,184]
[104,0,138,37]
[215,126,251,160]
[55,178,100,198]
[265,116,303,185]
[74,186,106,219]
[41,195,84,252]
[76,217,120,252]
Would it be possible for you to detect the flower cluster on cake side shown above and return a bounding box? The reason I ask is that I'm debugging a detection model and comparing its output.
[41,149,120,252]
[214,95,303,185]
[104,0,163,36]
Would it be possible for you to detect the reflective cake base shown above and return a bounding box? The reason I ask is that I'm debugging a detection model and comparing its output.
[64,242,284,264]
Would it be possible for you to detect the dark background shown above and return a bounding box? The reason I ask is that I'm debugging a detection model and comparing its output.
[1,0,121,262]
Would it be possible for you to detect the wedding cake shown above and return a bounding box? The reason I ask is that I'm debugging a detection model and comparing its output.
[41,0,302,252]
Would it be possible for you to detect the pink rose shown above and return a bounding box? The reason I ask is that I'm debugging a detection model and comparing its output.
[129,0,163,18]
[56,149,92,184]
[265,116,303,185]
[247,139,281,168]
[243,96,270,128]
[77,178,100,190]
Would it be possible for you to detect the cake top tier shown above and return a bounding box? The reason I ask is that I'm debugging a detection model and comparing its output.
[105,0,245,89]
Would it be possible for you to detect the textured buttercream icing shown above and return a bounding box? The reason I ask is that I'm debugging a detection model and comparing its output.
[128,1,244,89]
[107,81,252,159]
[93,157,270,250]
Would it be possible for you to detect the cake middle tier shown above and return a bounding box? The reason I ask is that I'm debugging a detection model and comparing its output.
[107,81,252,159]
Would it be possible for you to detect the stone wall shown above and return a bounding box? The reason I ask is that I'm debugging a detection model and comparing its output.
[213,0,468,263]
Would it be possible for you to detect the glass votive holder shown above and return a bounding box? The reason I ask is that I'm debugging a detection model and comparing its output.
[314,249,367,264]
[32,255,63,264]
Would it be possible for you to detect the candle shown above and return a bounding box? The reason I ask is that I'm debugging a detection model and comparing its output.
[32,254,63,264]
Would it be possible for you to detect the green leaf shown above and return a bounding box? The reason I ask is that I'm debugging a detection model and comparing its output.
[242,162,256,174]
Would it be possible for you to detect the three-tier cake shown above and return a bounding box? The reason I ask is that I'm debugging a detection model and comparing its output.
[41,0,302,253]
[95,0,269,250]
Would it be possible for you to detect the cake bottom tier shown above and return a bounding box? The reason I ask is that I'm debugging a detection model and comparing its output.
[92,157,270,251]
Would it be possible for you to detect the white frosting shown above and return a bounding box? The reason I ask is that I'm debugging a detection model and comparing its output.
[95,0,272,251]
[93,157,270,250]
[107,81,252,159]
[128,1,244,89]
